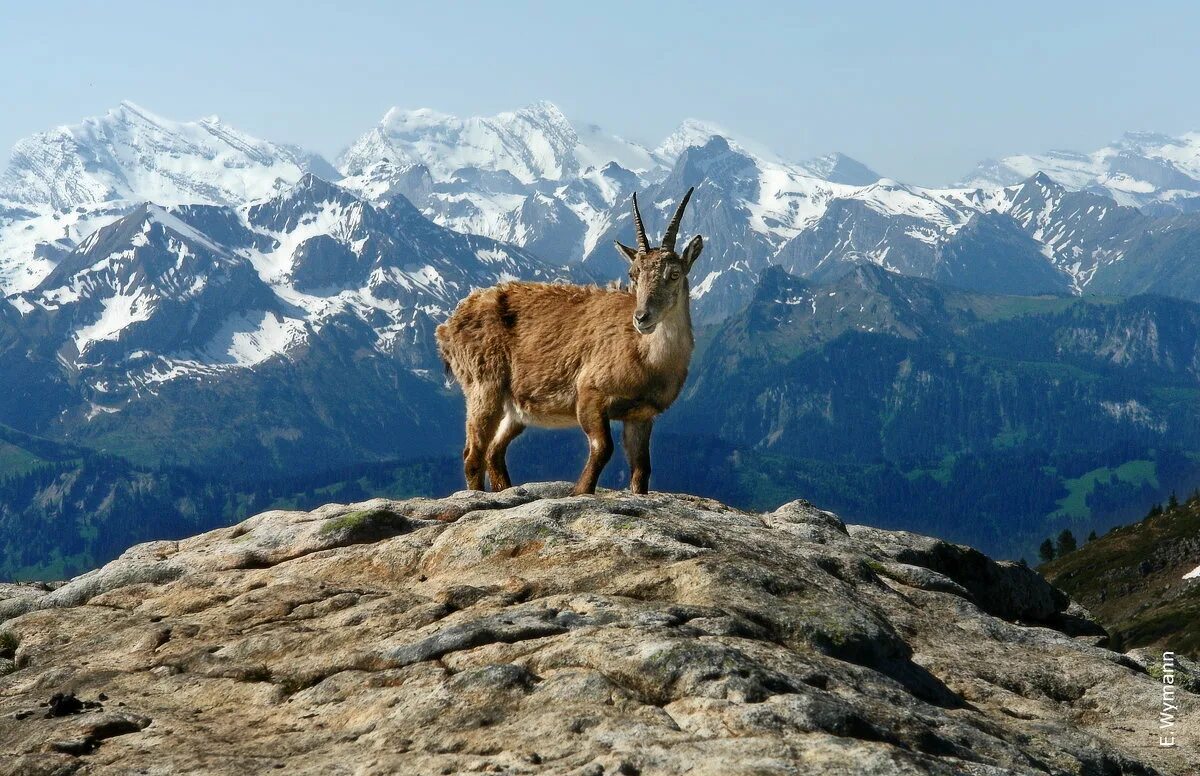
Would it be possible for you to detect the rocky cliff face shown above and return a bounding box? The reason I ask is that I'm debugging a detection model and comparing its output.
[1,485,1195,774]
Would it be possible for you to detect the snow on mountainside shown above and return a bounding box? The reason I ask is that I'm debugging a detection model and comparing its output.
[653,120,881,185]
[1,100,898,310]
[654,118,739,162]
[337,101,661,183]
[0,102,339,294]
[582,134,1200,321]
[335,100,1146,322]
[800,152,885,186]
[581,138,1072,320]
[5,99,1200,338]
[334,104,890,272]
[959,131,1200,212]
[335,102,676,263]
[13,174,573,399]
[0,101,336,209]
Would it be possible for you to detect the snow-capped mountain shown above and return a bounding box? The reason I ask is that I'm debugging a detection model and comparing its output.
[336,102,676,264]
[652,119,881,185]
[959,131,1200,213]
[335,104,889,276]
[5,99,1200,338]
[0,102,339,294]
[338,101,661,183]
[582,137,1200,321]
[0,101,337,210]
[332,101,1200,323]
[13,174,574,405]
[579,139,1085,322]
[0,99,1199,487]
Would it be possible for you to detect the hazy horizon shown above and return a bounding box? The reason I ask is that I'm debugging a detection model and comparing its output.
[3,0,1199,186]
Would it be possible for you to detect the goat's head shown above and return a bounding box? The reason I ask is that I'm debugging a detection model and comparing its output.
[614,187,703,334]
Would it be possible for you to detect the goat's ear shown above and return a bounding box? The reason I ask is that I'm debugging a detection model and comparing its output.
[681,234,703,270]
[614,241,638,263]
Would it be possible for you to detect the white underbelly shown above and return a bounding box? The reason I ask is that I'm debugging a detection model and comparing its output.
[506,401,577,429]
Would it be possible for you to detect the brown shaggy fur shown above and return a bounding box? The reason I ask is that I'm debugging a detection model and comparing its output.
[436,190,703,495]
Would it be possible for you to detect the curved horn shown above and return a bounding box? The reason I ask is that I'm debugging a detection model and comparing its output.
[631,192,649,253]
[661,186,695,252]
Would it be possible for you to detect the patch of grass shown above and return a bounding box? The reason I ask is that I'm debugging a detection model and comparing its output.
[864,559,890,577]
[992,428,1029,450]
[1112,596,1200,658]
[904,454,956,485]
[0,442,48,479]
[1051,460,1158,520]
[318,508,400,536]
[957,294,1084,322]
[1044,497,1200,659]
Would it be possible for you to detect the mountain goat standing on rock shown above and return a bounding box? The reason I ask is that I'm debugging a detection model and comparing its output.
[436,187,702,495]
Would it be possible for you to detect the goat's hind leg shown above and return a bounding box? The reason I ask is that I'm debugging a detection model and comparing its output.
[486,411,525,491]
[463,386,504,491]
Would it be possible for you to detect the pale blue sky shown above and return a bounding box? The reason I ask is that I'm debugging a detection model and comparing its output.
[3,0,1198,185]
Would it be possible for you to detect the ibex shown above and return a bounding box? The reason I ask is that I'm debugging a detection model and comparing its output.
[436,187,702,495]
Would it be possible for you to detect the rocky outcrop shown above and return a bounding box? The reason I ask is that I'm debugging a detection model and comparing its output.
[0,485,1194,774]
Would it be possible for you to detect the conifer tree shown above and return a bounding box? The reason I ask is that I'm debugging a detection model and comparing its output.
[1055,529,1077,556]
[1060,527,1080,558]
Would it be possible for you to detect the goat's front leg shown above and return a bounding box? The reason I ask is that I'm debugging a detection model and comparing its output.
[573,388,613,496]
[622,419,653,495]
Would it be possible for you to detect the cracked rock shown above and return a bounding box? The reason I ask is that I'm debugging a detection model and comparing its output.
[0,483,1193,774]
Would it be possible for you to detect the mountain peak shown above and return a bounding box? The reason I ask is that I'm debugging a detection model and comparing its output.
[1014,171,1067,199]
[357,103,581,183]
[0,103,326,212]
[379,105,456,128]
[271,172,357,210]
[864,177,908,192]
[343,102,661,186]
[838,261,928,300]
[800,152,882,186]
[110,100,169,124]
[1118,129,1182,147]
[517,99,568,119]
[1026,170,1060,187]
[957,130,1200,210]
[293,171,341,194]
[655,118,731,161]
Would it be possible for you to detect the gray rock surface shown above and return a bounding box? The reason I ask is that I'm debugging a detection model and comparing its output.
[1,485,1195,774]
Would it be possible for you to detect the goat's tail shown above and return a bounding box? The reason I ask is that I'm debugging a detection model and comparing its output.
[434,323,458,384]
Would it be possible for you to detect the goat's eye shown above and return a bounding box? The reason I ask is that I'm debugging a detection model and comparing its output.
[667,267,680,280]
